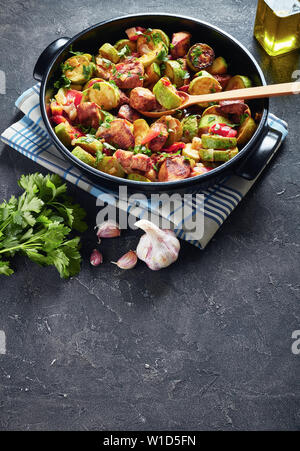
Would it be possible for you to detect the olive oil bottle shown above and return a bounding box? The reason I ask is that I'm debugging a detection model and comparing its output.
[254,0,300,56]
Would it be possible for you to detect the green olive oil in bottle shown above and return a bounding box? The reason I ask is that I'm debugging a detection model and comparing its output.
[254,0,300,56]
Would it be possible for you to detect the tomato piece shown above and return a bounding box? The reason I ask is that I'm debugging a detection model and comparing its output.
[125,27,146,41]
[51,115,67,125]
[161,78,171,87]
[209,123,237,137]
[141,129,161,145]
[161,142,186,153]
[66,89,83,107]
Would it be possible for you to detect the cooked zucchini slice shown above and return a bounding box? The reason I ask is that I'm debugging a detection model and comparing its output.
[97,156,125,177]
[114,39,137,53]
[151,29,170,48]
[207,56,228,75]
[144,63,161,88]
[198,114,233,135]
[199,147,238,162]
[72,136,103,155]
[72,146,97,167]
[62,55,95,84]
[153,77,182,109]
[88,81,120,110]
[181,115,199,142]
[54,122,73,148]
[201,134,237,149]
[189,71,222,107]
[187,43,215,72]
[237,117,257,147]
[189,71,222,95]
[225,75,252,90]
[164,60,188,88]
[99,43,120,64]
[128,174,151,182]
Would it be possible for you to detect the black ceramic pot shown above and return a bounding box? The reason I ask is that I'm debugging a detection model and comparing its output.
[34,13,281,193]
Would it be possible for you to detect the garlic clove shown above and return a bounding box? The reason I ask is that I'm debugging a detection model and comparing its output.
[95,220,120,241]
[135,220,180,271]
[112,250,137,270]
[90,249,103,266]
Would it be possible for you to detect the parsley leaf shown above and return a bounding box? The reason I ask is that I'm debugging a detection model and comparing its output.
[69,44,84,56]
[0,173,87,278]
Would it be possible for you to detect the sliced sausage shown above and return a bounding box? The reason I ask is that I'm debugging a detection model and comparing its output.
[129,87,157,112]
[213,74,232,90]
[114,149,152,172]
[217,100,248,116]
[96,119,135,150]
[77,102,101,130]
[171,32,191,59]
[158,156,191,182]
[111,59,144,90]
[148,123,169,152]
[118,104,141,123]
[118,90,130,106]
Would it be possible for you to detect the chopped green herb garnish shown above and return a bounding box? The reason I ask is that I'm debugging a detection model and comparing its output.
[53,75,71,89]
[118,45,131,58]
[82,64,92,79]
[69,44,84,56]
[61,62,74,73]
[133,145,152,156]
[95,150,104,164]
[0,173,87,278]
[93,83,101,90]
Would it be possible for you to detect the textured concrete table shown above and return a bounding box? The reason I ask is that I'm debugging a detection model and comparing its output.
[0,0,299,431]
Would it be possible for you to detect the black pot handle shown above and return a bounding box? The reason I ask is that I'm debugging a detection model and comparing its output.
[235,126,283,180]
[33,37,70,82]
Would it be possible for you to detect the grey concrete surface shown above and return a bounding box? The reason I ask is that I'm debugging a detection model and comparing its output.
[0,0,299,431]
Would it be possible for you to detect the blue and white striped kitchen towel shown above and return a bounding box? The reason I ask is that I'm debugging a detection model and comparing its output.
[1,84,288,249]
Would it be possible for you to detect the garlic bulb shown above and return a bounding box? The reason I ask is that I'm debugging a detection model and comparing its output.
[95,220,120,241]
[135,220,180,270]
[112,251,137,270]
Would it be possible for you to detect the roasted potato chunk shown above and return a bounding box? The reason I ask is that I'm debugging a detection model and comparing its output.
[158,156,191,181]
[96,119,135,150]
[129,87,157,112]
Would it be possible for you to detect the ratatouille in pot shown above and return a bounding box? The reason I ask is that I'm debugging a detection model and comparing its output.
[48,26,258,183]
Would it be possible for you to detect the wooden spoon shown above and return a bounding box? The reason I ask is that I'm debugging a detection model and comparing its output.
[140,82,300,118]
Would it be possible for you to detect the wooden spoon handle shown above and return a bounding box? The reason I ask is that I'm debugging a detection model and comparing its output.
[190,82,300,105]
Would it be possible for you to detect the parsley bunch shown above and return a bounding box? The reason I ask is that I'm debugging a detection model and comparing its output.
[0,173,87,278]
